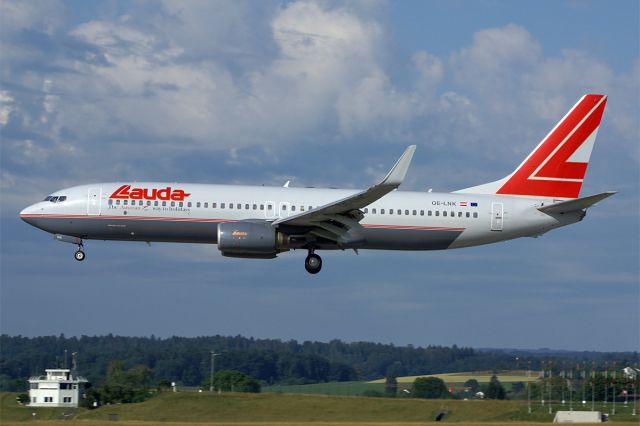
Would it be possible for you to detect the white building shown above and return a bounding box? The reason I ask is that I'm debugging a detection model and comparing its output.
[29,368,88,407]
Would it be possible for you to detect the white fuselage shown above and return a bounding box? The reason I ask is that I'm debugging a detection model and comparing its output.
[20,182,581,252]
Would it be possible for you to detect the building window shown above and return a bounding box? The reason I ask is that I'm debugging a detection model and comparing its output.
[32,397,36,403]
[44,397,53,403]
[30,383,38,389]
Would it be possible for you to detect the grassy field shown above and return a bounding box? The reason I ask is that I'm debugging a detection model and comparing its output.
[2,391,639,425]
[263,381,386,396]
[369,371,539,384]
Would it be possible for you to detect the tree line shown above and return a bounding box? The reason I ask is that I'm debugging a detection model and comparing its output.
[1,334,637,392]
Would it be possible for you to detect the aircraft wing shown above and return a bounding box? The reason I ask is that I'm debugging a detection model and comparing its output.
[537,191,616,215]
[271,145,416,242]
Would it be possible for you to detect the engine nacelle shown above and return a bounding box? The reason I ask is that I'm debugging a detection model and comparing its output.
[217,221,289,259]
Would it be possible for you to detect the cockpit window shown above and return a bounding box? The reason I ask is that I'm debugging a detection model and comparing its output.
[44,195,67,203]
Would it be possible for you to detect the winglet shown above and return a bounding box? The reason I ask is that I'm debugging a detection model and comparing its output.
[379,145,416,188]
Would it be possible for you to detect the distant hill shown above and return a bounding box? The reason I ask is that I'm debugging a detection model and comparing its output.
[1,334,636,391]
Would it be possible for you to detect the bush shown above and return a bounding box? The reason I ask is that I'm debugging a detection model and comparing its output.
[412,377,449,399]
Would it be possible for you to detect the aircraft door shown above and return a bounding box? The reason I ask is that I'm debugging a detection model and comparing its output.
[278,202,291,218]
[491,202,503,231]
[265,201,275,219]
[87,187,102,215]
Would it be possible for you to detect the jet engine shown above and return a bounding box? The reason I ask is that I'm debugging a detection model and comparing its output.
[217,221,289,259]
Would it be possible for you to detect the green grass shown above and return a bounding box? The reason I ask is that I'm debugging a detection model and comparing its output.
[262,380,387,396]
[2,391,639,424]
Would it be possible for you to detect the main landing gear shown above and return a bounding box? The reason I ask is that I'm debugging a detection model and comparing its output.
[304,250,322,274]
[74,242,85,262]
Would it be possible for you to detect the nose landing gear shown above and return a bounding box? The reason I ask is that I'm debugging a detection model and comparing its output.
[74,242,85,262]
[304,251,322,274]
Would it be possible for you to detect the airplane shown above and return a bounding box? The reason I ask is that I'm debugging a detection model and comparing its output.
[20,94,614,274]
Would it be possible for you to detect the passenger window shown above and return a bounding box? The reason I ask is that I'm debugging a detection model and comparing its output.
[188,202,192,207]
[204,202,208,208]
[406,210,410,215]
[245,204,249,209]
[116,200,121,205]
[197,202,201,208]
[155,201,159,206]
[282,205,287,210]
[268,205,273,210]
[179,202,183,207]
[109,199,113,206]
[381,209,385,214]
[413,210,417,215]
[458,212,462,217]
[420,210,424,216]
[260,204,264,210]
[364,208,368,213]
[397,209,401,215]
[237,203,241,209]
[451,211,454,217]
[473,212,478,218]
[435,211,439,216]
[443,211,447,217]
[221,203,225,208]
[389,209,393,215]
[372,208,377,214]
[171,201,175,207]
[308,206,312,211]
[123,200,128,206]
[162,201,167,206]
[229,203,233,209]
[428,210,432,216]
[138,200,143,206]
[466,212,470,218]
[212,203,216,208]
[147,201,151,206]
[292,205,296,212]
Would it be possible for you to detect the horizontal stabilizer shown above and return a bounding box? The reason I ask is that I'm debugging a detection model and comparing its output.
[537,191,616,215]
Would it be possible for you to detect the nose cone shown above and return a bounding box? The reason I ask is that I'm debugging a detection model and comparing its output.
[19,204,39,225]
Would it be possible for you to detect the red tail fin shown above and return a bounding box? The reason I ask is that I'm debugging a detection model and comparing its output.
[496,94,607,198]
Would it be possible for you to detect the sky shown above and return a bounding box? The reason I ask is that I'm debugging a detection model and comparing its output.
[1,0,638,352]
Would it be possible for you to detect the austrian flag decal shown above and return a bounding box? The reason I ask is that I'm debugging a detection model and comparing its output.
[110,185,191,201]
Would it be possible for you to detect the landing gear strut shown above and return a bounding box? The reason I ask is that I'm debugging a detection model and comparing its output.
[304,251,322,274]
[74,242,85,262]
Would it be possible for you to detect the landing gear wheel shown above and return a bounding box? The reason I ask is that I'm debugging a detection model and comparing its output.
[304,253,322,274]
[74,250,85,262]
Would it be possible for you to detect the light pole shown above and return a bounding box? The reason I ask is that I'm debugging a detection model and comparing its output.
[210,351,220,392]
